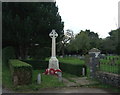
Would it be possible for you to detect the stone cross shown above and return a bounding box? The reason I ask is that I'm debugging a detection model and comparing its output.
[49,30,58,57]
[49,29,59,69]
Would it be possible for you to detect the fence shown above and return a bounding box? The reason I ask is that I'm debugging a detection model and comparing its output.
[98,57,120,74]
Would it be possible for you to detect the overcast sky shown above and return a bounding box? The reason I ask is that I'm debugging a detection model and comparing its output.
[56,0,119,38]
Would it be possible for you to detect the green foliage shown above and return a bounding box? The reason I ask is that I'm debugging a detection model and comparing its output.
[2,68,64,91]
[14,70,64,91]
[2,46,16,67]
[9,59,33,85]
[100,28,119,54]
[3,2,64,59]
[67,29,100,54]
[10,59,32,67]
[60,63,86,76]
[23,57,86,76]
[22,60,48,70]
[30,47,51,60]
[66,28,120,55]
[2,62,13,89]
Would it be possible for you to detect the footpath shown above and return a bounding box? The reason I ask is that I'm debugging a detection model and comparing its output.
[2,77,119,94]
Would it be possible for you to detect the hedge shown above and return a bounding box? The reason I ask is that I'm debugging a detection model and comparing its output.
[22,60,48,70]
[2,46,16,67]
[22,60,87,76]
[9,59,32,85]
[60,62,87,76]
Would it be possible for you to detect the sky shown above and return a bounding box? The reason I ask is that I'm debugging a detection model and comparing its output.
[56,0,120,38]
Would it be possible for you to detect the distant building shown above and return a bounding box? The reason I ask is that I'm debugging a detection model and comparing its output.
[118,1,120,28]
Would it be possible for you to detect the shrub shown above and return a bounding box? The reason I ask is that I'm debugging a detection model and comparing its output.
[29,47,51,60]
[22,60,87,77]
[2,46,16,67]
[9,59,32,85]
[60,62,87,76]
[22,60,48,70]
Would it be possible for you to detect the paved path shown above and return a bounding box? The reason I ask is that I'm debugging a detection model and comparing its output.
[2,77,118,94]
[35,87,114,93]
[62,77,98,87]
[2,87,115,94]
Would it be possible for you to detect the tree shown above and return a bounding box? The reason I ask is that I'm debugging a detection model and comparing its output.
[100,28,119,54]
[2,2,64,59]
[66,29,102,55]
[57,29,74,56]
[67,30,90,55]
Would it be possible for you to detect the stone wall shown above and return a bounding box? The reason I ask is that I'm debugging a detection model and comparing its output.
[96,71,120,87]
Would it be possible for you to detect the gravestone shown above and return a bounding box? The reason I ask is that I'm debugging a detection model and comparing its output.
[37,73,41,84]
[44,29,62,76]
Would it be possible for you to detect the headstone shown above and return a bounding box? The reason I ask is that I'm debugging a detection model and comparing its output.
[13,76,18,86]
[37,73,41,84]
[57,72,62,82]
[82,67,85,76]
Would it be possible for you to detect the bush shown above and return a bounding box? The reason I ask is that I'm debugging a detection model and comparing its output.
[9,59,32,85]
[22,60,87,77]
[60,62,87,76]
[29,47,51,60]
[2,46,16,67]
[22,60,48,70]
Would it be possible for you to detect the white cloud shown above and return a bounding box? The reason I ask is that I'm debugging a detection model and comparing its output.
[56,0,119,38]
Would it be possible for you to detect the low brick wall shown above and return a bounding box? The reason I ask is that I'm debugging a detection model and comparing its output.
[96,71,120,87]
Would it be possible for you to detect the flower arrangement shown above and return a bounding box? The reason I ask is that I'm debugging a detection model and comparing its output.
[44,68,62,76]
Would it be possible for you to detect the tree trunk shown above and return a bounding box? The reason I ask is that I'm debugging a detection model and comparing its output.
[62,44,65,57]
[19,45,26,59]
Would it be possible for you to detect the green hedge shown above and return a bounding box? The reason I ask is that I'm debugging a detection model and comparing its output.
[2,46,16,67]
[60,62,87,76]
[22,60,48,70]
[9,59,32,85]
[22,60,87,76]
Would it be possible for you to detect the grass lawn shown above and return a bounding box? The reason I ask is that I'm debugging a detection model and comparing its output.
[58,57,85,65]
[13,69,65,92]
[2,64,65,92]
[46,57,85,65]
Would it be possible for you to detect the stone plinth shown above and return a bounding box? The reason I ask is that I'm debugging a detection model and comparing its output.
[49,57,59,69]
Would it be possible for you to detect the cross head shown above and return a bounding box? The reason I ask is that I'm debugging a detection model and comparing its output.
[49,30,58,38]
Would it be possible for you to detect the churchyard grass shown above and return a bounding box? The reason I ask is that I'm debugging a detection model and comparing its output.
[45,57,85,65]
[2,64,65,91]
[2,64,13,89]
[58,57,85,65]
[13,69,65,91]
